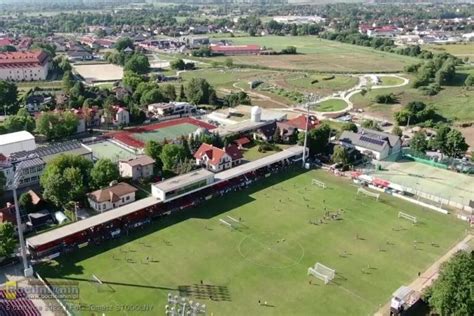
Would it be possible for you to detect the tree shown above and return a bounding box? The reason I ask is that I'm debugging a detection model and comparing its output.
[36,111,79,140]
[273,126,282,144]
[123,71,145,90]
[424,251,473,316]
[40,154,93,207]
[160,144,188,171]
[464,74,474,88]
[444,129,469,158]
[391,126,403,137]
[332,145,350,165]
[62,70,74,93]
[170,59,185,70]
[144,140,163,172]
[0,222,16,258]
[177,84,187,102]
[91,159,120,189]
[224,58,233,68]
[0,172,5,197]
[0,80,18,114]
[374,93,397,104]
[124,53,150,74]
[115,37,134,52]
[19,192,35,213]
[341,122,358,133]
[361,120,382,131]
[410,131,428,154]
[140,88,165,105]
[301,123,331,155]
[223,91,251,107]
[281,46,297,54]
[161,84,176,102]
[3,108,35,133]
[185,78,214,105]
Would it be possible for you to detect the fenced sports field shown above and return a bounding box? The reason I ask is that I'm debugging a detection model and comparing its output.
[85,140,138,163]
[109,118,216,148]
[36,169,467,316]
[372,161,474,209]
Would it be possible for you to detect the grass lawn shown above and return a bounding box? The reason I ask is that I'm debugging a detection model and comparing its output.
[350,70,474,122]
[379,76,406,86]
[36,169,467,316]
[204,36,418,72]
[315,99,348,112]
[242,145,291,161]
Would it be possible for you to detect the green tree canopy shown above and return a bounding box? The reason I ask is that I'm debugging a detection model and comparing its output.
[185,78,215,105]
[391,126,403,137]
[410,131,428,154]
[40,154,93,207]
[361,120,382,131]
[160,144,187,171]
[62,70,74,93]
[332,145,350,165]
[115,37,134,52]
[144,140,163,172]
[170,59,185,70]
[425,251,473,316]
[90,158,120,189]
[301,123,331,156]
[35,111,79,140]
[0,222,16,258]
[3,108,35,133]
[124,53,150,74]
[341,122,358,133]
[19,192,35,213]
[0,80,18,114]
[0,172,5,197]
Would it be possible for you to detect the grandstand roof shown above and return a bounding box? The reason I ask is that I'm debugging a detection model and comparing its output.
[26,196,159,248]
[215,146,306,182]
[153,169,214,193]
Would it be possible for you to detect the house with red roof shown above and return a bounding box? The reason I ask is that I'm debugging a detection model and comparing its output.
[0,50,49,81]
[278,115,319,132]
[194,143,243,172]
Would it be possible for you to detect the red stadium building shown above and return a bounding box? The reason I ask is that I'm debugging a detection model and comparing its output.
[0,50,49,81]
[210,44,261,56]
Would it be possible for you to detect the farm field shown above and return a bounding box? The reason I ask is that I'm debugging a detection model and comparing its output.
[37,169,467,316]
[424,43,474,61]
[350,70,474,122]
[206,36,419,72]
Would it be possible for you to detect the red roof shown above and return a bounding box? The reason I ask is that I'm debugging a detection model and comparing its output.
[210,44,261,53]
[0,50,48,67]
[0,153,7,162]
[283,115,319,131]
[0,38,13,46]
[194,143,242,166]
[234,137,251,146]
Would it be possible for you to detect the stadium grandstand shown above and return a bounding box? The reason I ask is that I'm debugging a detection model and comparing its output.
[26,146,307,259]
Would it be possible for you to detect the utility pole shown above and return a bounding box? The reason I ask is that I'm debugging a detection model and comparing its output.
[301,93,319,168]
[10,160,34,277]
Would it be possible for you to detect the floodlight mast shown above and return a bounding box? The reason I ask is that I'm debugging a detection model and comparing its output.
[301,93,319,168]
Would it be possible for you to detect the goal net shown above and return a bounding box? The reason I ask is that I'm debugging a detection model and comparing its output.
[92,274,115,293]
[357,187,380,201]
[398,212,417,224]
[219,219,234,230]
[308,262,336,284]
[312,179,326,189]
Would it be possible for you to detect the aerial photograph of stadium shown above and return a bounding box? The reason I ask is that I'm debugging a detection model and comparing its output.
[0,1,473,316]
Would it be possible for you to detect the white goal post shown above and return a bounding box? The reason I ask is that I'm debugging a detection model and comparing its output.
[357,187,380,201]
[398,212,417,224]
[219,219,234,229]
[312,179,326,189]
[92,274,104,285]
[308,262,336,284]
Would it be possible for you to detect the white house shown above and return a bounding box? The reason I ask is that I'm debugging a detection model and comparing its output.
[114,106,130,126]
[0,51,49,81]
[87,182,138,212]
[339,128,402,161]
[119,155,155,180]
[147,102,196,118]
[193,143,243,172]
[0,131,36,156]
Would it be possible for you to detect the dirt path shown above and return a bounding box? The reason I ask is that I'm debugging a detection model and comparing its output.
[374,234,473,316]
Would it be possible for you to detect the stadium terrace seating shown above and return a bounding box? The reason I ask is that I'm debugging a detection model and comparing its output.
[0,289,41,316]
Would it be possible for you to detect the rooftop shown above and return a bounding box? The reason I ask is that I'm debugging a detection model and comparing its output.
[153,169,214,193]
[120,155,155,167]
[340,128,400,152]
[88,182,138,203]
[0,131,35,146]
[0,50,48,65]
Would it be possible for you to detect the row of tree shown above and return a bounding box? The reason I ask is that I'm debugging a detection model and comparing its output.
[410,125,468,158]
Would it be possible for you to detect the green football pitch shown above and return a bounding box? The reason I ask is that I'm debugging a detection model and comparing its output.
[132,123,200,143]
[36,169,467,315]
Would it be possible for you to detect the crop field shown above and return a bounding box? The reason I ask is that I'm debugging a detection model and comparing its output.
[37,169,467,316]
[350,70,474,122]
[424,43,474,61]
[206,36,418,72]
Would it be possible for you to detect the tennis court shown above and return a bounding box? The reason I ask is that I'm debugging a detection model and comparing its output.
[372,161,474,207]
[85,141,138,163]
[132,123,200,143]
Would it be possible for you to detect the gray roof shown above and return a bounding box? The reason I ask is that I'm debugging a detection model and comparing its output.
[11,141,92,162]
[339,128,400,153]
[26,197,158,248]
[153,169,214,193]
